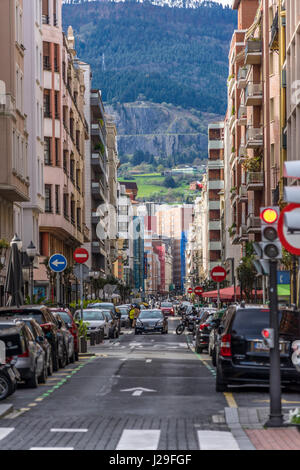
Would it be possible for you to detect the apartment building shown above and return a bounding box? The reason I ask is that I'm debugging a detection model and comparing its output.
[39,3,89,286]
[0,0,29,242]
[22,0,45,250]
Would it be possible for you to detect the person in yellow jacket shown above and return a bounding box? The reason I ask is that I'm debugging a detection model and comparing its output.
[129,305,135,328]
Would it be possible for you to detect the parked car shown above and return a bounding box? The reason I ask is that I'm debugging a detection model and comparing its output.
[208,309,226,365]
[214,304,300,392]
[0,306,62,372]
[135,309,168,335]
[0,321,46,388]
[160,302,175,316]
[0,335,20,400]
[195,313,220,354]
[50,308,79,361]
[74,309,108,338]
[118,306,130,328]
[51,312,75,364]
[88,302,121,332]
[17,318,53,377]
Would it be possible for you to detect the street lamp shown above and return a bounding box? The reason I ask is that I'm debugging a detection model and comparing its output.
[10,233,22,251]
[26,241,37,304]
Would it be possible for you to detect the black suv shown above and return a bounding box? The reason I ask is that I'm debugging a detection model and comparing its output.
[214,304,300,392]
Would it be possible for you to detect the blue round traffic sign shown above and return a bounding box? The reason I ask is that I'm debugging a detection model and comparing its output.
[49,254,67,273]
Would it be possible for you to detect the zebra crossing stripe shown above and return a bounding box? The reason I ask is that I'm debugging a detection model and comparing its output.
[0,428,14,441]
[197,430,239,450]
[116,430,161,450]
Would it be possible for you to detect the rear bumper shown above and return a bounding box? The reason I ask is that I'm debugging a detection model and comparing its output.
[219,357,300,384]
[136,326,164,334]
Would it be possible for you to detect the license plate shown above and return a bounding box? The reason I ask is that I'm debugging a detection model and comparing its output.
[254,341,284,351]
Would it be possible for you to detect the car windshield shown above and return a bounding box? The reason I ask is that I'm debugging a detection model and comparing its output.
[232,308,300,337]
[139,310,163,319]
[161,303,172,307]
[82,311,105,321]
[54,312,71,324]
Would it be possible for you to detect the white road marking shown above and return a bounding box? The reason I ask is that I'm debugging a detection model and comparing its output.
[31,447,74,450]
[146,359,152,363]
[50,428,88,433]
[0,428,14,441]
[197,430,239,450]
[116,430,161,450]
[121,387,156,396]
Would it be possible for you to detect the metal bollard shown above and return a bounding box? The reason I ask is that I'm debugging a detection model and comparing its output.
[96,330,100,344]
[90,331,96,346]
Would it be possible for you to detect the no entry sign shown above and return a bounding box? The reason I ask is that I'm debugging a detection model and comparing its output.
[211,266,226,283]
[278,203,300,256]
[194,286,204,296]
[187,288,193,294]
[74,247,89,264]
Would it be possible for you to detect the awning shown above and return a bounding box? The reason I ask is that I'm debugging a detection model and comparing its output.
[202,286,263,301]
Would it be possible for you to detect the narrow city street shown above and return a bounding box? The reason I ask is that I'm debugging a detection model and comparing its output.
[1,317,300,451]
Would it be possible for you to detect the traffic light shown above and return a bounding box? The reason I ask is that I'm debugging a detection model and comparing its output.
[260,207,282,260]
[261,328,274,349]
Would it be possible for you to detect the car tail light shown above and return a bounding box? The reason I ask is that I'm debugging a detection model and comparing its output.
[18,350,30,358]
[199,323,209,330]
[6,356,13,363]
[220,334,232,357]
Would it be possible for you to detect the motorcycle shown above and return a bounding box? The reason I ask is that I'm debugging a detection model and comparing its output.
[176,314,200,335]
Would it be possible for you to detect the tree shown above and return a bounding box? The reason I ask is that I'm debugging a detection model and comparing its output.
[164,175,177,188]
[237,255,257,302]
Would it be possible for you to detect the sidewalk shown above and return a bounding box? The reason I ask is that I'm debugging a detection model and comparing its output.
[225,406,300,450]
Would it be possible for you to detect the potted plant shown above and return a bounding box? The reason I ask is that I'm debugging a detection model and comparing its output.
[242,155,262,172]
[76,319,89,353]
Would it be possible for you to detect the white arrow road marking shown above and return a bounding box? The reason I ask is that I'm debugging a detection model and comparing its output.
[0,428,14,441]
[116,430,161,450]
[121,387,156,396]
[197,431,239,450]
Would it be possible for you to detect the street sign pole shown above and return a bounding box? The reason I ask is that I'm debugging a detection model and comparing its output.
[80,263,83,321]
[265,259,283,428]
[56,272,60,305]
[217,282,220,309]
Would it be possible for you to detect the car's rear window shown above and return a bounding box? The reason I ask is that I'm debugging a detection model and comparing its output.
[0,310,44,324]
[231,309,300,337]
[54,312,71,324]
[0,329,24,356]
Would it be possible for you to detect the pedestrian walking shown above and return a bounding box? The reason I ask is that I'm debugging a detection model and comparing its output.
[129,305,135,328]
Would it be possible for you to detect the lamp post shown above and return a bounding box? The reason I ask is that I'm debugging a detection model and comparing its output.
[26,241,37,304]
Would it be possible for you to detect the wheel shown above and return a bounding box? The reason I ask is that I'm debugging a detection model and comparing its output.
[59,347,67,369]
[0,374,11,400]
[212,349,217,367]
[75,350,79,361]
[48,354,53,376]
[26,367,38,388]
[176,324,185,335]
[195,344,203,354]
[216,363,228,392]
[69,348,76,364]
[52,346,59,372]
[38,362,48,384]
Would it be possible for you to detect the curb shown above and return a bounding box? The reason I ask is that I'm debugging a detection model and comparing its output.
[79,353,96,357]
[225,407,256,450]
[0,404,13,419]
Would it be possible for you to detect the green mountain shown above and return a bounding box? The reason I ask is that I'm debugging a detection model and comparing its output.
[62,0,236,160]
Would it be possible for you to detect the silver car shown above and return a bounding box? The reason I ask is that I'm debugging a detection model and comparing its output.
[75,309,110,338]
[0,321,45,388]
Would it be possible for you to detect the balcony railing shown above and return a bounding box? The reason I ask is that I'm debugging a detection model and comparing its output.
[246,127,263,148]
[238,184,248,202]
[238,105,247,126]
[238,144,247,163]
[42,15,50,25]
[245,39,262,65]
[245,82,263,106]
[247,214,261,233]
[239,224,248,241]
[237,67,248,89]
[246,171,264,190]
[0,94,16,117]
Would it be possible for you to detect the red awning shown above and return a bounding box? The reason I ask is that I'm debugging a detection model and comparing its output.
[202,286,263,301]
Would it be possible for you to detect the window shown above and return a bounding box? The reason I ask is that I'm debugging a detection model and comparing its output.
[55,138,60,166]
[70,159,75,183]
[54,91,59,118]
[63,194,69,220]
[44,137,51,165]
[270,97,274,122]
[118,222,128,232]
[43,42,51,70]
[55,185,60,214]
[77,208,81,230]
[44,90,51,117]
[45,185,52,213]
[71,198,75,225]
[42,0,49,24]
[119,205,128,216]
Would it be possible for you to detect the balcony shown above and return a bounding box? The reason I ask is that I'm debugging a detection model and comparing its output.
[228,76,235,98]
[209,241,222,251]
[246,127,263,148]
[245,40,262,65]
[247,214,261,233]
[207,180,224,190]
[209,220,221,230]
[208,200,220,210]
[237,67,248,89]
[238,105,247,126]
[208,140,224,151]
[239,224,248,242]
[246,171,264,190]
[238,184,248,202]
[91,181,106,201]
[91,153,106,175]
[0,94,16,118]
[238,144,247,164]
[207,159,224,169]
[230,150,236,166]
[245,82,263,106]
[90,92,106,120]
[91,123,106,147]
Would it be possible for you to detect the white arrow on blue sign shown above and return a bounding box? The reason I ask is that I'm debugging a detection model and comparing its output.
[49,254,67,273]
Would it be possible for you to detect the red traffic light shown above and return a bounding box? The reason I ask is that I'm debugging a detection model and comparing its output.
[260,208,279,224]
[262,329,270,338]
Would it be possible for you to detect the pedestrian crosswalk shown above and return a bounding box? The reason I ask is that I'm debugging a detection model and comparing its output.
[0,426,241,450]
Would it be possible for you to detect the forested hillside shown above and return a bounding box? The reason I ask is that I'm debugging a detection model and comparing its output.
[63,1,236,114]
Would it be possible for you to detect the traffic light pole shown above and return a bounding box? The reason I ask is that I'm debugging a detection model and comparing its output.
[265,259,283,428]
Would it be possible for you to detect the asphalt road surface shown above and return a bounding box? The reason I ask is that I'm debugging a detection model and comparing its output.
[1,317,300,450]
